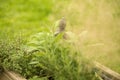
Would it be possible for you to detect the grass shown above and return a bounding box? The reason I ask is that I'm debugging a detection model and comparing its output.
[0,0,53,38]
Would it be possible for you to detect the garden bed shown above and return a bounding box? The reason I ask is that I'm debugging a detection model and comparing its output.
[1,62,120,80]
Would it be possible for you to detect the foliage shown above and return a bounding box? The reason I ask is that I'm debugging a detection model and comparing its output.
[0,28,99,80]
[0,36,24,73]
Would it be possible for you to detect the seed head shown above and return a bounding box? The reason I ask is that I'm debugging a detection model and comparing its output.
[58,17,66,32]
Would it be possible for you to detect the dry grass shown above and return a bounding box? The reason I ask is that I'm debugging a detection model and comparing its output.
[50,0,120,73]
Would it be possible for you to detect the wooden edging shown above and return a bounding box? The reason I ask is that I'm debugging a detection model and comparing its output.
[0,69,26,80]
[94,61,120,80]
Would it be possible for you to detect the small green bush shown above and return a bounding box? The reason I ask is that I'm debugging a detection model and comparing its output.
[0,28,99,80]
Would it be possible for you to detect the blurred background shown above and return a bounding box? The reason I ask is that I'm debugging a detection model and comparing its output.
[0,0,120,73]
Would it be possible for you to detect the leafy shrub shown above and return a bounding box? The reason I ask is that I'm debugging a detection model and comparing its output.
[0,36,24,73]
[0,28,99,80]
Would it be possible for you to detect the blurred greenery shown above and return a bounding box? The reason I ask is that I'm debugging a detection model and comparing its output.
[0,0,54,38]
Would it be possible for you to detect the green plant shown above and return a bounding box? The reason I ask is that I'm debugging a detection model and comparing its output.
[24,29,97,80]
[0,36,25,73]
[0,27,99,80]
